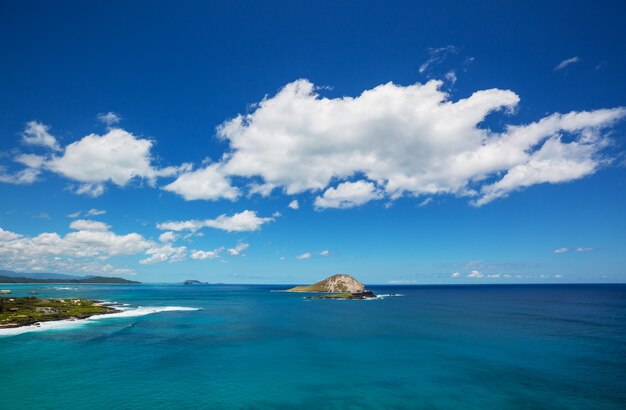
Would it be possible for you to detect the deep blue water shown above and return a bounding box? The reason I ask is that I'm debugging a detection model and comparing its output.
[1,284,625,409]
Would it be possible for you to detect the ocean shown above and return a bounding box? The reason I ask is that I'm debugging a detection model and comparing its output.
[1,284,625,409]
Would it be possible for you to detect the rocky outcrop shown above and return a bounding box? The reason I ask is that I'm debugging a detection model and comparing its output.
[287,274,365,293]
[306,290,377,300]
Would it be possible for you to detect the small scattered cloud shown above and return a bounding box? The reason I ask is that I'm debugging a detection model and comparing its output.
[467,270,484,278]
[86,208,106,216]
[158,231,177,243]
[554,56,581,71]
[0,166,41,185]
[21,121,61,151]
[69,219,110,231]
[419,45,458,74]
[444,70,457,85]
[157,210,275,233]
[140,243,187,264]
[162,163,239,201]
[288,199,299,210]
[554,247,594,254]
[97,112,122,128]
[319,250,330,256]
[190,248,224,260]
[228,242,249,256]
[314,180,383,209]
[296,252,311,260]
[451,272,461,278]
[418,197,432,207]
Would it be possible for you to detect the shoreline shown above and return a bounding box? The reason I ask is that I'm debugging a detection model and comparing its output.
[0,305,200,337]
[0,299,121,330]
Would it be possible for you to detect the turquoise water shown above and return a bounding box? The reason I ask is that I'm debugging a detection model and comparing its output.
[1,284,625,409]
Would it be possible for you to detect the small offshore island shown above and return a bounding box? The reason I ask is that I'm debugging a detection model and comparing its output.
[0,297,120,329]
[287,274,377,300]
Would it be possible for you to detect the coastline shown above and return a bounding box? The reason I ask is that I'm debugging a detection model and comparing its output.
[0,305,200,337]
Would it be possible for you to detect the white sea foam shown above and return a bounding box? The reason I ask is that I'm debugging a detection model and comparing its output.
[0,306,200,337]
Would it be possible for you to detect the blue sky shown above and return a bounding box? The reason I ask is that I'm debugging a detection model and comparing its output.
[1,1,625,284]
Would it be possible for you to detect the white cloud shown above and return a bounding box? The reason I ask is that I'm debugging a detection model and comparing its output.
[158,231,177,243]
[187,78,626,208]
[451,272,461,278]
[288,199,299,210]
[69,219,110,232]
[66,209,106,219]
[86,208,106,216]
[157,210,274,233]
[0,221,189,274]
[314,180,383,209]
[97,112,122,127]
[554,247,594,254]
[228,242,249,256]
[162,163,239,201]
[21,121,61,151]
[419,45,458,74]
[74,183,105,197]
[191,247,224,260]
[0,228,22,242]
[320,250,330,256]
[14,153,46,169]
[467,270,484,278]
[445,70,457,84]
[140,243,187,264]
[13,127,189,197]
[6,79,625,208]
[554,56,581,71]
[0,166,40,185]
[418,197,432,207]
[296,252,311,260]
[48,129,160,188]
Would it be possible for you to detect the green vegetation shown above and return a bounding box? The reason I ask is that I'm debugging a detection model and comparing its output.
[0,276,140,284]
[0,297,119,328]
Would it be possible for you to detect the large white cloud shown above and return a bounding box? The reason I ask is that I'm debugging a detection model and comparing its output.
[0,221,182,274]
[156,210,275,232]
[46,128,189,196]
[166,78,624,207]
[3,124,191,195]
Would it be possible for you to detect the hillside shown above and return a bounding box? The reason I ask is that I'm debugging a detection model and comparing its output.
[0,275,140,284]
[287,274,365,293]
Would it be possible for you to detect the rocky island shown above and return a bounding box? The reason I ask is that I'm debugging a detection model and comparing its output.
[287,274,377,299]
[0,296,120,329]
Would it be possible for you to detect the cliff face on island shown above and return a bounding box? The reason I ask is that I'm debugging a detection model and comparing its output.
[287,274,365,293]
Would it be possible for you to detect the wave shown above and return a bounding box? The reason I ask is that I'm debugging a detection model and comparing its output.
[0,306,200,337]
